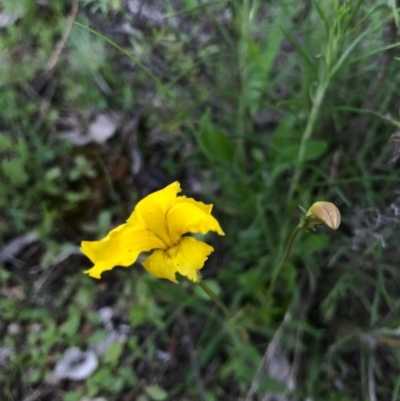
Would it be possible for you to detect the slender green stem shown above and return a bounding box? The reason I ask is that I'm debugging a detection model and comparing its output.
[198,280,230,317]
[236,0,251,165]
[288,81,328,198]
[73,21,176,104]
[266,225,303,308]
[164,1,226,19]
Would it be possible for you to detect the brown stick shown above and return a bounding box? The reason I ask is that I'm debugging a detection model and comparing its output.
[46,1,79,71]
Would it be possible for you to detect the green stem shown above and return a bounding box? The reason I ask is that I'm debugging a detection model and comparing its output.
[237,0,251,165]
[266,225,303,308]
[198,280,230,317]
[288,81,328,198]
[73,21,176,104]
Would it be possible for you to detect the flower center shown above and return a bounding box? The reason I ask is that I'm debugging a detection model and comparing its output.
[166,243,180,258]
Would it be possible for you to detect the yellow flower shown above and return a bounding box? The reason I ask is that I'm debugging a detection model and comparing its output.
[81,182,224,283]
[305,201,341,230]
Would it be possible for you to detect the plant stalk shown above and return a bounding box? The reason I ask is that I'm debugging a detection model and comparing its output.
[288,82,328,198]
[266,225,303,308]
[198,280,230,317]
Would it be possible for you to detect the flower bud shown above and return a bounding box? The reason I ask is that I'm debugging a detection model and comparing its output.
[305,201,341,230]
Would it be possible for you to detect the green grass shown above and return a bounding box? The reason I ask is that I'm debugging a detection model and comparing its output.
[1,0,400,400]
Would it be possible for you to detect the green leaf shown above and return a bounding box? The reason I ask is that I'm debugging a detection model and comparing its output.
[301,233,330,255]
[259,375,287,394]
[65,189,91,203]
[0,134,13,151]
[104,342,123,365]
[44,167,62,181]
[129,304,148,327]
[145,385,168,401]
[19,308,51,321]
[271,138,327,162]
[60,305,81,336]
[1,158,28,185]
[88,329,108,345]
[27,368,42,385]
[194,110,236,164]
[271,136,299,161]
[119,367,138,386]
[64,391,84,401]
[303,140,328,160]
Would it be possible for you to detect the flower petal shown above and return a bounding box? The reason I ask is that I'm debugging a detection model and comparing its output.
[141,237,214,283]
[81,223,166,279]
[127,182,181,248]
[175,196,213,214]
[166,197,224,243]
[169,237,214,282]
[141,249,178,283]
[306,201,341,230]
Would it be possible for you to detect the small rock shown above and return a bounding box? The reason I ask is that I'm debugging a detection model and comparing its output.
[53,347,98,380]
[88,113,119,144]
[30,323,42,333]
[7,323,22,336]
[98,306,114,329]
[80,398,108,401]
[127,0,164,26]
[0,347,12,367]
[0,12,20,28]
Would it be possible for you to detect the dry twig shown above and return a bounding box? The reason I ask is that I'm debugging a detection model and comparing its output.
[46,1,79,71]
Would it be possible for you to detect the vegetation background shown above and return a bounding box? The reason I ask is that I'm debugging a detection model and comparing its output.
[1,0,400,400]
